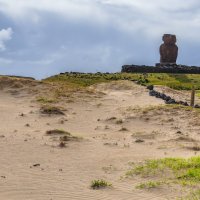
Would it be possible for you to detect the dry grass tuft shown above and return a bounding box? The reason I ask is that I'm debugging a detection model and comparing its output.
[40,105,65,115]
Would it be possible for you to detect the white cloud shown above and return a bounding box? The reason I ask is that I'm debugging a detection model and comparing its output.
[0,28,13,51]
[1,0,200,40]
[0,0,108,24]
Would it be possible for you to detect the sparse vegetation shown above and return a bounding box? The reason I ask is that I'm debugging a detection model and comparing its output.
[106,117,117,121]
[136,181,162,190]
[126,104,200,116]
[44,73,200,90]
[127,156,200,186]
[186,144,200,151]
[46,129,71,136]
[37,96,57,104]
[40,105,65,115]
[119,127,128,132]
[46,129,80,142]
[91,179,112,189]
[116,119,123,124]
[179,190,200,200]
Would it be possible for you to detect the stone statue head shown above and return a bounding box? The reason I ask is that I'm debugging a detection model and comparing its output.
[162,34,176,45]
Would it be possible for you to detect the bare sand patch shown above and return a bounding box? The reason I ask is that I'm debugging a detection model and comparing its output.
[0,78,200,199]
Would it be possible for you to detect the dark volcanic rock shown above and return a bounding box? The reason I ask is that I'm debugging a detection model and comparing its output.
[149,90,156,96]
[194,104,200,108]
[121,64,200,74]
[147,85,154,90]
[165,99,176,104]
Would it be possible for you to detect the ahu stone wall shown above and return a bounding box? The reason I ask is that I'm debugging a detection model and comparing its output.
[121,64,200,74]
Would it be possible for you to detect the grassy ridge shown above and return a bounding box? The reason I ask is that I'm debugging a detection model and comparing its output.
[44,73,200,91]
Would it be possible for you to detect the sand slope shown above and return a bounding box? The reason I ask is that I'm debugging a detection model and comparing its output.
[0,79,199,200]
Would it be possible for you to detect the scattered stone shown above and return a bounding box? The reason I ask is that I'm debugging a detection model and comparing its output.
[32,164,40,167]
[165,96,171,101]
[104,142,118,146]
[183,102,189,106]
[165,99,176,104]
[25,123,30,127]
[149,90,156,96]
[135,139,145,143]
[147,85,154,90]
[59,120,65,124]
[1,176,6,179]
[105,126,109,130]
[59,142,66,148]
[176,131,182,134]
[194,104,200,108]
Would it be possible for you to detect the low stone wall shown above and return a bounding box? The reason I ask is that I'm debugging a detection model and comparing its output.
[121,64,200,74]
[146,85,200,108]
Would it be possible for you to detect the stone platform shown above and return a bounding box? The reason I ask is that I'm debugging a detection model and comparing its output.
[121,64,200,74]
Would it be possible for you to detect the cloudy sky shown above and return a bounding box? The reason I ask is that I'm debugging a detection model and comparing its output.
[0,0,200,79]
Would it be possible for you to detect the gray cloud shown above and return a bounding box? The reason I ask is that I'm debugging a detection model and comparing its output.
[0,0,200,79]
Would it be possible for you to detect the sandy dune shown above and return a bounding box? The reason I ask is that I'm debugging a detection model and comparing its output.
[0,79,200,200]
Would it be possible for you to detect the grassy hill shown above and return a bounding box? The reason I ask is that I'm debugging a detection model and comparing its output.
[44,73,200,95]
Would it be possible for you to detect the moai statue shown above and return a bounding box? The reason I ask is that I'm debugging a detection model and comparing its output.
[159,34,178,64]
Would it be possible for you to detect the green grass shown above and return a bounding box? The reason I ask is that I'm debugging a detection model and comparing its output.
[37,96,57,104]
[136,181,162,189]
[91,179,112,189]
[179,190,200,200]
[127,156,200,183]
[44,73,136,87]
[44,73,200,90]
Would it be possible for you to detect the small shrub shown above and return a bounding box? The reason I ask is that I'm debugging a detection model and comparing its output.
[106,117,117,121]
[40,105,65,115]
[91,179,112,189]
[136,181,162,190]
[186,144,200,151]
[46,129,70,136]
[46,129,80,142]
[37,97,57,104]
[119,127,128,132]
[116,119,123,124]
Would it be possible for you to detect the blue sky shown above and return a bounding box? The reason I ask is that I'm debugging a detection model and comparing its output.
[0,0,200,79]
